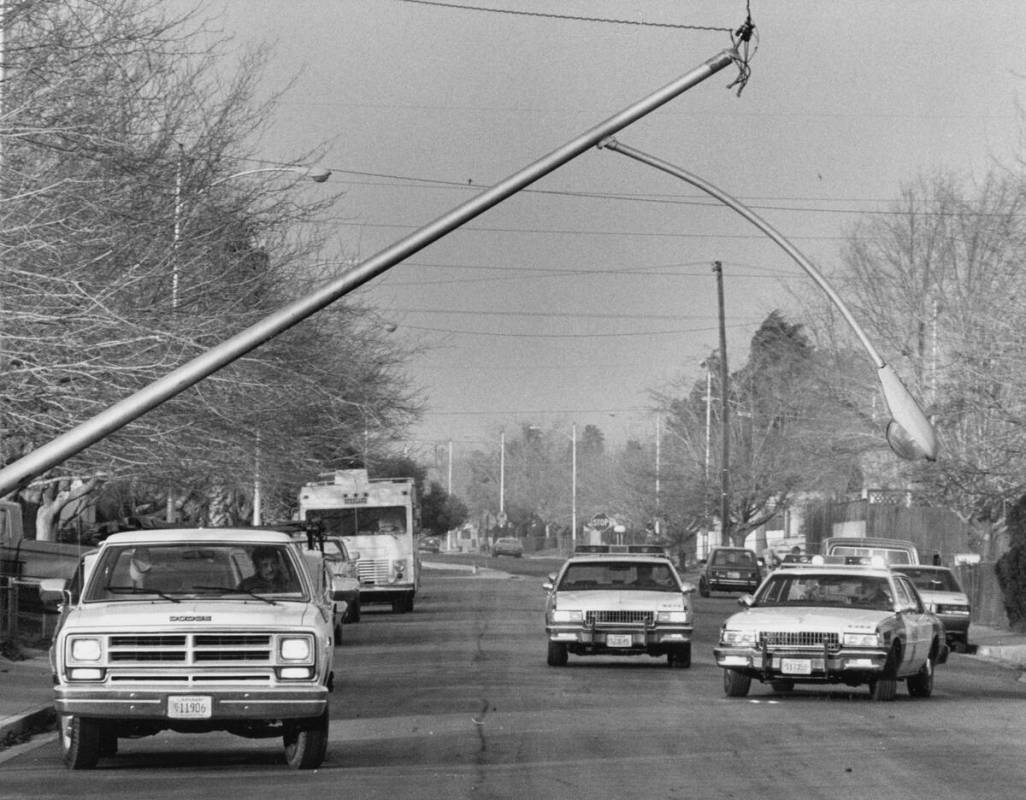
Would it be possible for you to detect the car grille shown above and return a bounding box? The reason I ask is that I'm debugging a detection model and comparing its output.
[107,634,273,664]
[760,631,840,651]
[356,559,391,584]
[586,610,653,626]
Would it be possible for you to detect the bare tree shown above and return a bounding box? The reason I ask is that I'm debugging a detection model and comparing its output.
[0,1,421,536]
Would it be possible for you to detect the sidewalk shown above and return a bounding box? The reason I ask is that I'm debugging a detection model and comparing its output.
[3,624,1026,748]
[0,647,55,747]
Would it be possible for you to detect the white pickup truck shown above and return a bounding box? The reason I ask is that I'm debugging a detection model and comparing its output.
[40,528,335,770]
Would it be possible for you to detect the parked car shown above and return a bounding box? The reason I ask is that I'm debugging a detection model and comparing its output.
[544,550,695,667]
[893,565,971,652]
[714,556,948,700]
[493,537,524,558]
[418,536,442,554]
[822,536,920,565]
[698,547,762,596]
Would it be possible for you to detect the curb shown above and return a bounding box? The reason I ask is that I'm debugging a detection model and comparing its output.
[0,705,56,749]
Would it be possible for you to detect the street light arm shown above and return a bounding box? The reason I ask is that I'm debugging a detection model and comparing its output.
[598,137,938,461]
[208,166,331,188]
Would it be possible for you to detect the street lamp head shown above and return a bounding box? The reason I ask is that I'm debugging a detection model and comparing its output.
[307,168,331,183]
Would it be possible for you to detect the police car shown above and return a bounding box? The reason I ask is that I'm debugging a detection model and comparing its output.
[544,545,695,668]
[713,555,948,700]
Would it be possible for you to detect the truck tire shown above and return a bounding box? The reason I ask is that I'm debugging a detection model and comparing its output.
[60,714,101,770]
[284,709,329,770]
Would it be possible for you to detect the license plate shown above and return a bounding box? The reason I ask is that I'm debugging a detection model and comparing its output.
[168,695,212,719]
[606,634,632,648]
[727,571,741,579]
[780,659,813,675]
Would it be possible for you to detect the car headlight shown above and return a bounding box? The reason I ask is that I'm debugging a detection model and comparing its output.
[69,637,102,662]
[550,609,584,624]
[279,636,313,662]
[720,628,757,647]
[842,632,882,648]
[656,610,688,623]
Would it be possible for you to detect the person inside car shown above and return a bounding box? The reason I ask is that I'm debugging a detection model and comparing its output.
[238,546,292,593]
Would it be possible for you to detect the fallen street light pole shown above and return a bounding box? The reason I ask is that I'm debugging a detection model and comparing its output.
[598,137,938,461]
[0,37,752,497]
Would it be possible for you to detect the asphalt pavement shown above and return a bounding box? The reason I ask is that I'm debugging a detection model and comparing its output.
[3,617,1026,753]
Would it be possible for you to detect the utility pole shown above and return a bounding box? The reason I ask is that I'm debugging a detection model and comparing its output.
[713,261,731,545]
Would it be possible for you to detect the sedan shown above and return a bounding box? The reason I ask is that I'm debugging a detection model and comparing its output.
[714,558,948,701]
[493,537,524,558]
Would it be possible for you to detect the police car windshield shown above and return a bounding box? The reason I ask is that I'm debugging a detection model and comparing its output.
[755,573,893,610]
[558,561,680,592]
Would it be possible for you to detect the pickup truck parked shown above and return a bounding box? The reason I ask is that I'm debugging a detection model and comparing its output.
[40,528,335,770]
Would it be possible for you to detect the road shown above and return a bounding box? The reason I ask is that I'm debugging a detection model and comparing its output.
[4,557,1026,799]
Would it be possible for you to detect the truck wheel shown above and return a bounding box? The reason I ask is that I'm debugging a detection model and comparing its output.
[60,714,101,770]
[345,599,361,623]
[284,709,329,770]
[723,669,751,697]
[547,641,568,667]
[698,578,710,598]
[334,620,344,644]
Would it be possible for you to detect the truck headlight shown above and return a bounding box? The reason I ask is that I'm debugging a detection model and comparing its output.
[550,609,583,624]
[656,610,688,623]
[842,632,882,648]
[720,629,757,647]
[279,636,313,662]
[69,638,102,662]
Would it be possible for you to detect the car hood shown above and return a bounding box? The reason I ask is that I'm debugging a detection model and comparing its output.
[723,606,890,632]
[555,589,685,611]
[65,598,322,631]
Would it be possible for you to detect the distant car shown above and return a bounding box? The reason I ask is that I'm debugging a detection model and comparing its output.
[544,551,695,667]
[822,536,920,565]
[418,536,441,554]
[493,537,524,558]
[714,557,948,700]
[699,547,762,596]
[893,565,971,652]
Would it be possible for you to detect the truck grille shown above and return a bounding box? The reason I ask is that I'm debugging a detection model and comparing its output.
[586,610,653,626]
[356,559,391,584]
[760,631,840,651]
[107,633,273,665]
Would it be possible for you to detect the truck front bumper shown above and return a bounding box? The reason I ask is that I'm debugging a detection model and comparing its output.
[54,684,329,721]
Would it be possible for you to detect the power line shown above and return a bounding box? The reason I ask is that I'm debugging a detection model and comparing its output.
[396,0,734,33]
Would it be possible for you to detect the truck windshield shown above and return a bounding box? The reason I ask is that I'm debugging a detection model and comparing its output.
[83,543,305,601]
[306,506,407,537]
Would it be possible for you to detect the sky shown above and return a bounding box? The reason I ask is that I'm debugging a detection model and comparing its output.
[175,0,1024,470]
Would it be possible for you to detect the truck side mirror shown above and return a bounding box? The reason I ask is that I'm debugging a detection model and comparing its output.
[39,577,69,610]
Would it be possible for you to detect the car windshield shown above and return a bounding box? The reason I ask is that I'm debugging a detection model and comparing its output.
[83,542,306,602]
[895,568,962,593]
[711,550,756,567]
[558,561,680,592]
[754,573,893,610]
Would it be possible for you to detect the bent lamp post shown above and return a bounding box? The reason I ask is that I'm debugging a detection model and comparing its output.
[0,43,749,497]
[598,137,937,461]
